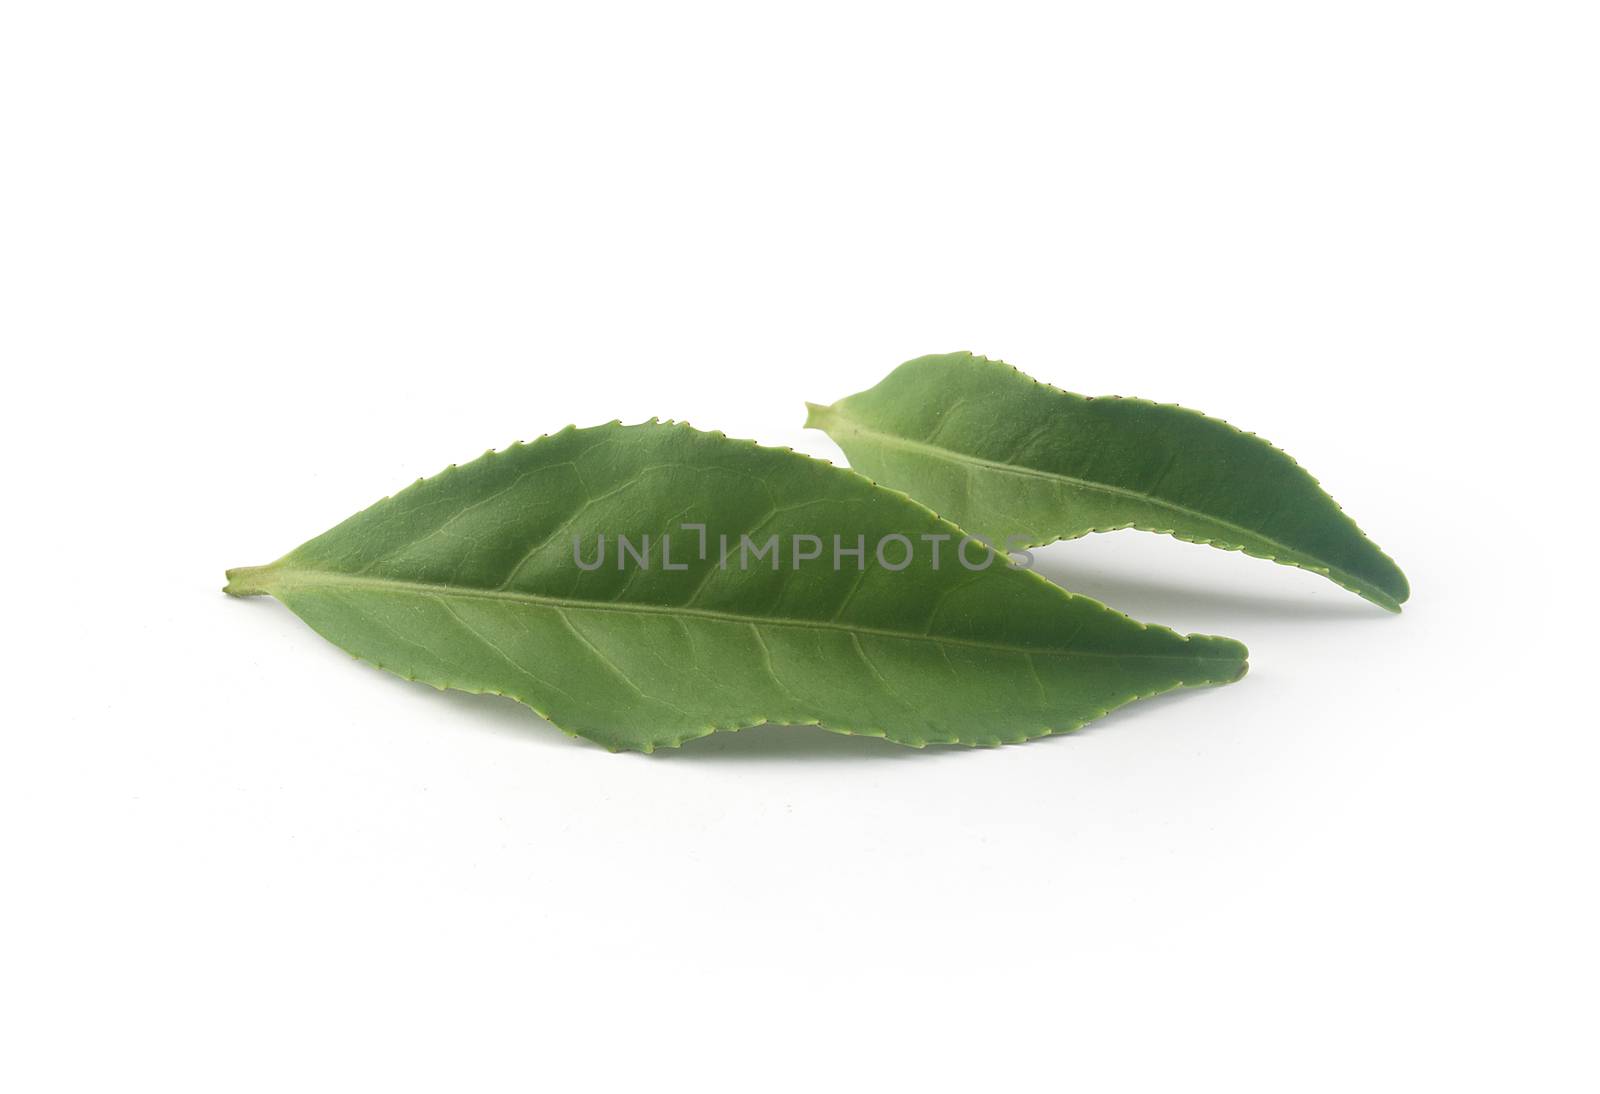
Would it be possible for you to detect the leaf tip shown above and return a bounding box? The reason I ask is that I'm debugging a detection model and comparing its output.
[1186,633,1250,684]
[1354,564,1409,613]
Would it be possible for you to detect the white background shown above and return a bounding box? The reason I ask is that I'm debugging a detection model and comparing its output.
[3,2,1596,1090]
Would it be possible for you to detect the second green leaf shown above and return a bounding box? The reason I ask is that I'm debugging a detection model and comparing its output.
[807,352,1408,611]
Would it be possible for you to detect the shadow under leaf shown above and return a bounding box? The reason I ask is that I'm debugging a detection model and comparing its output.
[1027,554,1382,625]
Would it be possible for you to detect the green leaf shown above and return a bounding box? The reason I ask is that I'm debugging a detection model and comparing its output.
[226,421,1246,751]
[807,353,1409,612]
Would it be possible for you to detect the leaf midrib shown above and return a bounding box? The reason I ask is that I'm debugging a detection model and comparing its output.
[264,568,1240,666]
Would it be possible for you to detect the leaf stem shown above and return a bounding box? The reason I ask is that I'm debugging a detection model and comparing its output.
[223,564,278,597]
[803,402,835,430]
